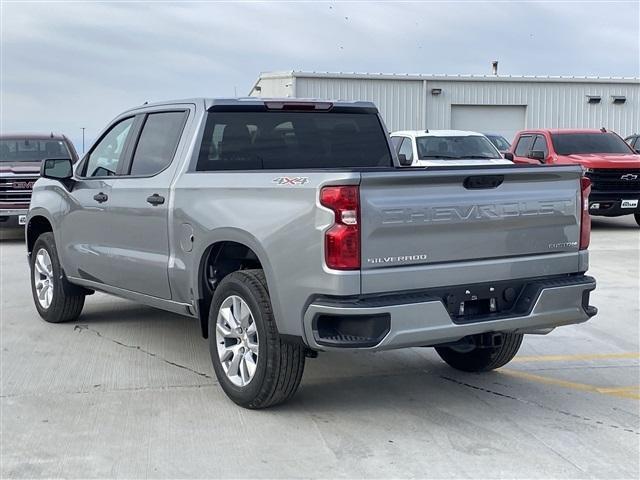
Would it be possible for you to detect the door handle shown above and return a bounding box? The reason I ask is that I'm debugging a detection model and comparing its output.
[93,192,108,203]
[146,193,165,206]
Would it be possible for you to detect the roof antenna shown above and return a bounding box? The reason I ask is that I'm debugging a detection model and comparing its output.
[50,132,54,138]
[600,127,607,132]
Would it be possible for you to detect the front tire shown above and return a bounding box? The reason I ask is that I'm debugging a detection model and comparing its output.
[208,269,305,408]
[30,232,85,323]
[634,213,640,226]
[435,333,523,372]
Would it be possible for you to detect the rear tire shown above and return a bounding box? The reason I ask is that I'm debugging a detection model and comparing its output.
[208,269,305,408]
[30,232,85,323]
[435,333,523,372]
[634,213,640,226]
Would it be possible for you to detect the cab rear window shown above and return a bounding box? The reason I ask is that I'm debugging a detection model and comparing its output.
[196,111,392,170]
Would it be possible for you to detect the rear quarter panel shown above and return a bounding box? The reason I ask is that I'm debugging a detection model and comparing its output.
[172,171,362,338]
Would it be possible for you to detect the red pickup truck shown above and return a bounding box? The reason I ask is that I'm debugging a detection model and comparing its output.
[507,129,640,226]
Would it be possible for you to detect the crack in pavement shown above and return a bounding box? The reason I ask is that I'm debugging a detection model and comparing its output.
[0,382,218,399]
[73,324,214,380]
[440,376,639,435]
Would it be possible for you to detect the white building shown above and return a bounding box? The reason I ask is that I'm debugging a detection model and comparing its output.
[249,71,640,140]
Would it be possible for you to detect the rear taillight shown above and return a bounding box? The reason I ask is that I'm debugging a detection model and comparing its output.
[580,176,591,250]
[320,185,360,270]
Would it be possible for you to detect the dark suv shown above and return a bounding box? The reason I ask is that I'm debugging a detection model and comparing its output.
[0,134,78,229]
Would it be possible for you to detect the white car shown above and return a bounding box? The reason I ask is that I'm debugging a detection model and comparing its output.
[390,130,513,167]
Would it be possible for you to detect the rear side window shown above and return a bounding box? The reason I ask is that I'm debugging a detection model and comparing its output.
[129,111,187,176]
[196,111,392,170]
[514,135,534,156]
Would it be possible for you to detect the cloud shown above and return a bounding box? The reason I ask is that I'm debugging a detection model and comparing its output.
[1,1,638,150]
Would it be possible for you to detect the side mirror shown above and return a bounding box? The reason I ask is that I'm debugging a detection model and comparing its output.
[503,152,514,161]
[41,158,73,179]
[40,158,75,189]
[398,153,413,166]
[528,150,546,162]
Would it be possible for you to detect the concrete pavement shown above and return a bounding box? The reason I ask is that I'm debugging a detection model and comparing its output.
[1,216,638,478]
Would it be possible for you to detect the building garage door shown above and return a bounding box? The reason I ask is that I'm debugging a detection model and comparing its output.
[451,105,526,143]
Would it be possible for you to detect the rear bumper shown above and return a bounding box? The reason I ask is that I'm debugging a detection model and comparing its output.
[303,275,597,351]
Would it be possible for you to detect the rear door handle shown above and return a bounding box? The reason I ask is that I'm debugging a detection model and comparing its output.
[146,193,165,206]
[93,192,108,203]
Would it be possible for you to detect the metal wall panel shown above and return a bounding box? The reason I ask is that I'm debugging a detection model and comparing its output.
[252,73,640,137]
[424,80,640,137]
[295,77,424,132]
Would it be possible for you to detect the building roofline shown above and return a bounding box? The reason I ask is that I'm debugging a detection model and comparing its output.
[257,70,640,84]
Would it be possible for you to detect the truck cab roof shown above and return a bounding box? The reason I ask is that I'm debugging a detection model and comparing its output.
[123,98,378,114]
[392,129,487,138]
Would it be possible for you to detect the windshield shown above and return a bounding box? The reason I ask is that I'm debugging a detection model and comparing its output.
[551,133,633,155]
[486,135,511,151]
[0,138,71,162]
[416,135,501,160]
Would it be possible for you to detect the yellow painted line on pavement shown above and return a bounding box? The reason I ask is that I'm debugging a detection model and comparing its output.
[596,386,640,394]
[512,352,640,363]
[500,369,640,400]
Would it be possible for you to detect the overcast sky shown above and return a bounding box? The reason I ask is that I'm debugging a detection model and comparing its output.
[1,0,639,150]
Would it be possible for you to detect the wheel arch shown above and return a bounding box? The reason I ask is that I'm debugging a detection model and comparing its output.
[26,213,54,257]
[194,229,278,339]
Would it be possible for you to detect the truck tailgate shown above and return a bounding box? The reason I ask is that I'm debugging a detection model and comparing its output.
[359,166,584,294]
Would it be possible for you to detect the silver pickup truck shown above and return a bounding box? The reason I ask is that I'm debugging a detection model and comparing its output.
[27,98,597,408]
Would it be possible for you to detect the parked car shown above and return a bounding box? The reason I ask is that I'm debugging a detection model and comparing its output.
[27,98,596,408]
[624,134,639,151]
[507,129,640,225]
[1,133,78,229]
[484,133,512,154]
[390,130,513,167]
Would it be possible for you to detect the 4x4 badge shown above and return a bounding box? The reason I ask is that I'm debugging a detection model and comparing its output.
[272,176,309,186]
[620,174,638,181]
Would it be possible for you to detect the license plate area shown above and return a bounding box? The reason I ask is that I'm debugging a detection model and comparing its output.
[443,281,526,324]
[621,199,638,209]
[18,215,26,225]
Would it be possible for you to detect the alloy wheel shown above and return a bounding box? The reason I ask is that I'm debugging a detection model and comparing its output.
[33,248,54,309]
[215,295,259,387]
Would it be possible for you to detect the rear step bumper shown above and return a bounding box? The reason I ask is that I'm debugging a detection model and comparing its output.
[303,275,597,351]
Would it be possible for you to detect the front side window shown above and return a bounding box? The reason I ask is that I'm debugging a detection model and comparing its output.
[129,111,187,176]
[390,136,403,153]
[84,117,135,177]
[531,135,548,157]
[514,135,534,156]
[196,111,392,171]
[416,135,501,159]
[0,138,71,162]
[398,137,413,162]
[551,133,634,155]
